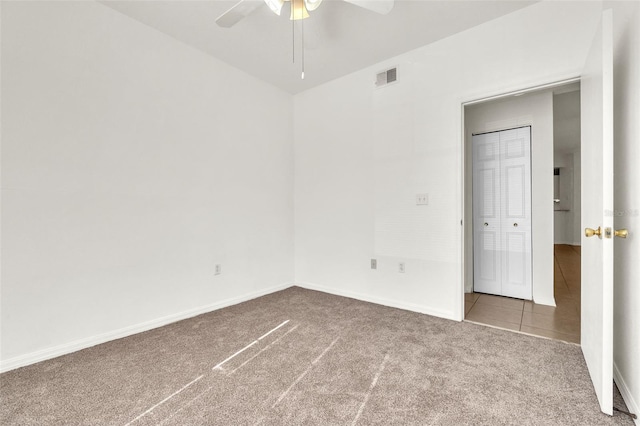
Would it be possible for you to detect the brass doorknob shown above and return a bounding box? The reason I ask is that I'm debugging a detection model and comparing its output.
[585,226,601,238]
[614,229,629,238]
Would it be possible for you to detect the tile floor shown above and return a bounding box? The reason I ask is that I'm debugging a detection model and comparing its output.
[465,244,581,344]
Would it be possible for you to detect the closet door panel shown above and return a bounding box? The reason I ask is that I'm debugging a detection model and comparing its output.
[499,127,532,299]
[472,132,502,295]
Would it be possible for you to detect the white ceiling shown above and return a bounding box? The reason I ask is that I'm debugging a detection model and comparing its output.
[101,0,537,94]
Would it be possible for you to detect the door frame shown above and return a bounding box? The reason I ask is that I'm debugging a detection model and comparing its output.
[458,76,580,321]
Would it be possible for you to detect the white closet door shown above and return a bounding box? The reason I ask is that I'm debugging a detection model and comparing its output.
[472,127,532,299]
[472,132,501,295]
[499,127,532,299]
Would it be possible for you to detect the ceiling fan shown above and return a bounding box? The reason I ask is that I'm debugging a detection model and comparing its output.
[216,0,395,28]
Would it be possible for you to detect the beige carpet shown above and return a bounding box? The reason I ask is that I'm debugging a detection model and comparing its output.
[0,287,633,425]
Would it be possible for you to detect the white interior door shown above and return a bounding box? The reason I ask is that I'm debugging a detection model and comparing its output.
[473,132,501,295]
[473,127,532,300]
[580,9,614,416]
[499,128,532,299]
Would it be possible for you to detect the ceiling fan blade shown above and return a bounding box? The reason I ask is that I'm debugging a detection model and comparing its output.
[342,0,394,15]
[216,0,264,28]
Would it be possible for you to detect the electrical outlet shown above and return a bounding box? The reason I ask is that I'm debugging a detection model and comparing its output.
[371,259,377,269]
[399,262,405,273]
[416,193,429,205]
[215,264,221,275]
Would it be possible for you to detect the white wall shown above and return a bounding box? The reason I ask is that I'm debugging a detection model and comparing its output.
[553,151,581,245]
[553,90,582,246]
[1,1,294,370]
[608,1,640,423]
[553,153,572,244]
[464,92,554,305]
[294,1,602,320]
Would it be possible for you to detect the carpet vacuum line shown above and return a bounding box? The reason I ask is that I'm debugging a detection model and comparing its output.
[351,353,390,426]
[123,375,204,426]
[124,319,290,425]
[229,325,300,375]
[156,324,300,426]
[272,337,340,408]
[213,320,290,371]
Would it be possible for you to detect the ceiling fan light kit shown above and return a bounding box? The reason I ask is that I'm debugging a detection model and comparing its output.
[216,0,394,79]
[263,0,321,19]
[216,0,393,28]
[301,0,323,13]
[289,0,311,21]
[264,0,284,16]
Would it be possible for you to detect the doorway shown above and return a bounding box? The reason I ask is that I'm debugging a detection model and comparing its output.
[462,80,582,344]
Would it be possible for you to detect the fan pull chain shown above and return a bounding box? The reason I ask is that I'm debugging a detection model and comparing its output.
[301,16,305,79]
[292,13,295,64]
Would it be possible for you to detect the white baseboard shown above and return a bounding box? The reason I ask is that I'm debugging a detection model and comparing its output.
[554,241,581,247]
[534,296,557,307]
[0,282,294,373]
[296,281,456,321]
[614,362,640,425]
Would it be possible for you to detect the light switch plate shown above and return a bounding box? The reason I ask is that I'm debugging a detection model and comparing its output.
[416,193,429,205]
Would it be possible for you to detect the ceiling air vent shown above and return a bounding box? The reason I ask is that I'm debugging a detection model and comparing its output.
[375,67,397,88]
